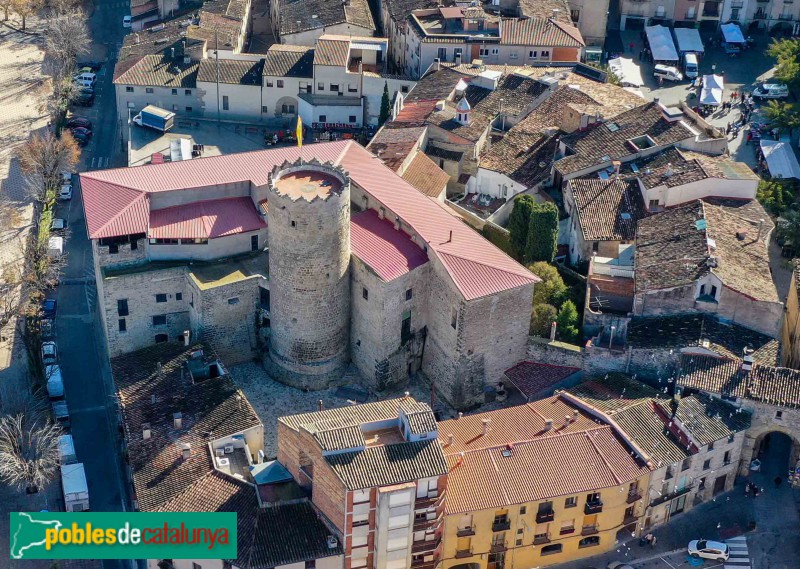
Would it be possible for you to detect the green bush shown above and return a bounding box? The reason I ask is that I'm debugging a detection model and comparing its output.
[528,261,567,306]
[508,194,536,260]
[481,224,513,255]
[555,300,579,343]
[530,303,557,337]
[525,202,559,263]
[758,179,796,215]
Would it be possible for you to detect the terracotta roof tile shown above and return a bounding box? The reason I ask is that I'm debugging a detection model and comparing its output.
[401,152,448,198]
[350,209,429,281]
[113,54,198,87]
[565,374,660,414]
[503,361,580,400]
[263,45,314,77]
[366,125,426,171]
[500,17,584,47]
[655,394,750,445]
[279,0,374,35]
[197,58,264,85]
[314,36,350,67]
[568,177,647,241]
[280,396,435,431]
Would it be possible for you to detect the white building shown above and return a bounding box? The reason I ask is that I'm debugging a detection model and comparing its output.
[270,0,375,46]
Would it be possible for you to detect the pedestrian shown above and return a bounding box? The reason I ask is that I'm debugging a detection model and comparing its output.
[650,535,657,549]
[659,76,664,87]
[745,482,751,496]
[630,42,635,52]
[727,122,732,134]
[775,476,783,488]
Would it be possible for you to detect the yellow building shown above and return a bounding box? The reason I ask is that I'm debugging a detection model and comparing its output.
[782,260,800,368]
[437,396,652,569]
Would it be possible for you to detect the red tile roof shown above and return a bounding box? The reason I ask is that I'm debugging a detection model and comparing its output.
[350,209,429,281]
[401,152,449,198]
[500,17,584,48]
[149,197,266,239]
[504,361,581,400]
[80,141,537,300]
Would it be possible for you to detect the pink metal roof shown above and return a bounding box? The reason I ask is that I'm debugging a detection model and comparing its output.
[350,209,428,281]
[149,197,266,240]
[80,141,538,300]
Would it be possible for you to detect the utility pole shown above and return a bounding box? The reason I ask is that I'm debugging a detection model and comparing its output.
[215,27,221,124]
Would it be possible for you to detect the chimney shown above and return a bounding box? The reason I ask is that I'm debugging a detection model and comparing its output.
[564,414,571,426]
[151,394,157,405]
[404,391,411,399]
[183,330,190,346]
[551,8,559,19]
[613,160,621,177]
[181,442,192,460]
[394,216,400,230]
[379,207,386,220]
[173,412,183,429]
[457,412,463,419]
[757,219,765,241]
[170,47,175,59]
[573,409,579,421]
[742,348,754,372]
[318,399,324,411]
[544,418,553,431]
[550,321,557,341]
[142,423,151,440]
[156,362,162,374]
[664,163,674,178]
[481,418,491,435]
[447,433,454,446]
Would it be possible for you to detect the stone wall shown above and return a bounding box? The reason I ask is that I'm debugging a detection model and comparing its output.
[583,345,681,385]
[102,266,190,356]
[266,164,352,389]
[739,400,800,484]
[95,238,146,270]
[526,337,584,368]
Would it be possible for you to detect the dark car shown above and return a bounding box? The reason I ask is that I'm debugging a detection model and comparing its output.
[70,126,92,138]
[42,298,57,319]
[67,117,92,129]
[75,92,94,107]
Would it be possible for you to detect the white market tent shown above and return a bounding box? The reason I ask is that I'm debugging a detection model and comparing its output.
[761,139,800,179]
[608,57,645,87]
[700,74,724,105]
[646,25,679,62]
[673,27,704,54]
[721,23,746,44]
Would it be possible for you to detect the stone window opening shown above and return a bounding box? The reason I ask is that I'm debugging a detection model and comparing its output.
[723,451,731,465]
[291,220,296,228]
[451,308,457,329]
[155,333,168,343]
[118,318,126,333]
[156,294,167,303]
[152,315,167,326]
[401,312,412,345]
[362,287,369,301]
[176,293,182,301]
[776,410,783,419]
[703,459,711,470]
[406,289,413,301]
[228,297,239,305]
[117,299,129,316]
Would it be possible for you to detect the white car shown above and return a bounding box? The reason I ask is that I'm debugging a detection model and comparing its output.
[752,83,789,100]
[653,64,683,82]
[59,184,73,200]
[688,539,730,561]
[41,341,57,365]
[73,72,97,88]
[61,171,72,183]
[123,15,132,27]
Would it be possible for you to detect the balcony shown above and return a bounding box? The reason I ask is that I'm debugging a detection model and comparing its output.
[415,492,444,510]
[411,541,438,554]
[730,0,744,6]
[559,526,575,535]
[757,0,769,3]
[456,527,476,537]
[533,534,551,545]
[455,548,473,559]
[414,516,441,532]
[536,510,555,523]
[626,490,642,504]
[581,525,599,536]
[492,519,511,532]
[411,561,436,569]
[702,2,720,17]
[490,541,507,553]
[650,484,693,507]
[584,501,603,515]
[755,11,767,17]
[623,514,638,525]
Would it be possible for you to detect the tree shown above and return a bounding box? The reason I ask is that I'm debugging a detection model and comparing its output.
[528,261,567,306]
[508,194,536,260]
[767,38,800,90]
[0,0,12,20]
[525,201,559,263]
[757,179,796,214]
[16,131,80,205]
[555,300,579,343]
[44,10,89,75]
[763,100,800,135]
[11,0,42,30]
[40,75,81,124]
[379,82,391,127]
[0,390,62,493]
[530,304,557,337]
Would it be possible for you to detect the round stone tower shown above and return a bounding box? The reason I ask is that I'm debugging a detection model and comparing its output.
[265,158,351,389]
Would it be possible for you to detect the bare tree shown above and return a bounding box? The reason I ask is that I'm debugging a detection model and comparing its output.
[44,9,89,74]
[10,0,42,30]
[46,0,77,15]
[0,0,13,20]
[16,131,79,204]
[39,75,80,124]
[0,389,62,493]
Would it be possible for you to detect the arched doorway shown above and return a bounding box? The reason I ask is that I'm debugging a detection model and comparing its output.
[275,96,298,117]
[751,431,799,479]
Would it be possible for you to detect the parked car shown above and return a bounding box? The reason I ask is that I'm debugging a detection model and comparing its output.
[75,93,94,107]
[73,72,96,88]
[70,126,92,138]
[59,184,73,200]
[41,318,54,339]
[61,171,73,183]
[688,540,729,561]
[41,341,58,365]
[653,64,683,82]
[51,218,67,232]
[67,117,92,129]
[123,15,132,27]
[41,298,57,319]
[752,83,789,100]
[607,563,634,569]
[72,131,90,146]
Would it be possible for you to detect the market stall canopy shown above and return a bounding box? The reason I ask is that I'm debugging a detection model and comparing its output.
[760,139,800,179]
[704,74,724,90]
[673,27,704,54]
[608,57,644,87]
[646,25,679,61]
[721,23,746,44]
[700,74,724,106]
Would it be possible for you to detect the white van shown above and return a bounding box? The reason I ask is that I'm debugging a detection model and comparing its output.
[653,64,683,82]
[683,53,699,79]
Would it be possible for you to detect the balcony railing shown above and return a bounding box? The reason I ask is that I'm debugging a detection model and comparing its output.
[626,490,642,504]
[559,526,575,535]
[410,561,436,569]
[702,6,720,16]
[730,0,744,6]
[456,527,475,537]
[536,510,555,523]
[584,501,603,515]
[754,11,767,18]
[581,525,599,536]
[623,514,637,525]
[490,541,507,553]
[650,484,693,507]
[411,541,437,554]
[492,519,511,532]
[533,534,551,545]
[415,492,445,510]
[414,515,441,532]
[455,548,473,559]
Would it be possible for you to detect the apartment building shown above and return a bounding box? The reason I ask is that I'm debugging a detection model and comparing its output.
[437,396,652,569]
[277,397,448,569]
[403,7,584,79]
[566,375,750,529]
[80,140,537,409]
[270,0,375,45]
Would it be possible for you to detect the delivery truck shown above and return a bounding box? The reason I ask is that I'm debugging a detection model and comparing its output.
[58,434,77,465]
[132,105,175,132]
[61,463,89,511]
